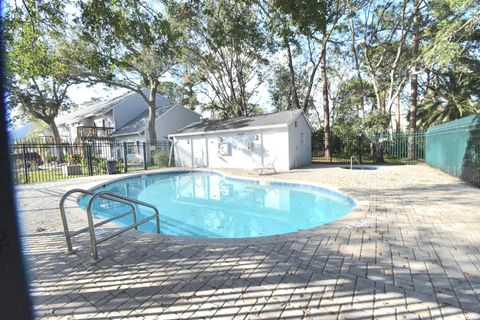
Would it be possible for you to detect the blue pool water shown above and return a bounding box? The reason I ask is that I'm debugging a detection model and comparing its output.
[79,171,356,238]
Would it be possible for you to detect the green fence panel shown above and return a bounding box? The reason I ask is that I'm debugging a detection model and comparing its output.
[425,114,480,186]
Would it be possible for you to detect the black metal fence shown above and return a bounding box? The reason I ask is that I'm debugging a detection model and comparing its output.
[10,140,172,184]
[312,131,426,165]
[11,131,428,184]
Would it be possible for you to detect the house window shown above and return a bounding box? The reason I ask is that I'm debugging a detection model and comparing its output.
[300,133,305,145]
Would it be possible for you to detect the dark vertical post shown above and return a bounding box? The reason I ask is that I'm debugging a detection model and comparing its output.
[87,144,94,176]
[0,62,34,318]
[143,142,147,170]
[22,144,29,184]
[358,135,363,164]
[123,141,128,173]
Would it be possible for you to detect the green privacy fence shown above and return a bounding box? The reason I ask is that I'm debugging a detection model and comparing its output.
[426,114,480,187]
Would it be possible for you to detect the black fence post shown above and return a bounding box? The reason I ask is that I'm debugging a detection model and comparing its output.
[123,141,128,173]
[22,144,29,183]
[358,135,363,164]
[87,144,94,176]
[143,142,147,170]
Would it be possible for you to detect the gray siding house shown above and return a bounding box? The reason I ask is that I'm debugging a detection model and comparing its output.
[55,89,201,144]
[112,105,201,144]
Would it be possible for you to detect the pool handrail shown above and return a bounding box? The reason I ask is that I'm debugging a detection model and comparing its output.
[59,188,160,260]
[350,156,363,170]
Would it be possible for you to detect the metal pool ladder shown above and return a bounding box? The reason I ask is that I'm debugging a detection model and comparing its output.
[350,156,363,170]
[59,188,160,260]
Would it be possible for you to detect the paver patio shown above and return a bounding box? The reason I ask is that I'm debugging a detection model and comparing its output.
[17,164,480,319]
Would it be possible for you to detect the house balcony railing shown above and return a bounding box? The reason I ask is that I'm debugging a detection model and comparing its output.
[77,126,114,140]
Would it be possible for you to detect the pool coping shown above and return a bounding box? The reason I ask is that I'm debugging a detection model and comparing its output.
[74,167,368,246]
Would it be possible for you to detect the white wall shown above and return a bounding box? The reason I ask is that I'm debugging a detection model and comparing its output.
[288,114,312,169]
[175,138,194,167]
[262,129,290,170]
[92,111,114,129]
[173,127,292,171]
[206,132,263,169]
[58,125,71,141]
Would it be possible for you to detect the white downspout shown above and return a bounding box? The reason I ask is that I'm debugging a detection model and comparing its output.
[260,133,264,167]
[168,136,175,167]
[204,136,209,167]
[190,138,194,167]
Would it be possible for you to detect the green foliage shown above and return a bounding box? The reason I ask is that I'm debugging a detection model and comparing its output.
[170,0,267,118]
[460,126,480,187]
[68,0,182,142]
[6,0,480,148]
[66,153,83,165]
[424,0,480,67]
[333,78,376,138]
[362,111,391,136]
[157,80,200,109]
[416,69,480,128]
[5,0,76,142]
[44,152,57,163]
[91,157,107,174]
[273,0,329,36]
[76,0,180,81]
[268,64,312,112]
[152,151,170,167]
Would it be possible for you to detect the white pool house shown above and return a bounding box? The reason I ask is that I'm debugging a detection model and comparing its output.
[168,109,312,171]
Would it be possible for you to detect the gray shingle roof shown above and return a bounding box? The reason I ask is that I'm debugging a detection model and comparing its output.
[172,109,303,135]
[111,106,172,136]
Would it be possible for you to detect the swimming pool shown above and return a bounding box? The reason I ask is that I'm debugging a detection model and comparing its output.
[79,171,356,239]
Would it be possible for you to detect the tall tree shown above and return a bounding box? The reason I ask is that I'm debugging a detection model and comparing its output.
[417,69,480,128]
[171,0,267,119]
[268,64,313,112]
[360,0,414,116]
[71,0,181,143]
[408,0,421,160]
[424,0,480,68]
[273,0,347,159]
[5,0,76,149]
[413,0,480,129]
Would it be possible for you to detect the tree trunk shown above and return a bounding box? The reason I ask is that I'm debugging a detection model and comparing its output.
[320,43,331,160]
[285,36,301,111]
[374,141,385,163]
[408,0,420,161]
[48,119,64,162]
[147,83,159,144]
[396,94,401,132]
[349,2,365,115]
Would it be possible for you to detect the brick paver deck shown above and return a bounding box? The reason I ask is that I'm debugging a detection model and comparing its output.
[17,164,480,319]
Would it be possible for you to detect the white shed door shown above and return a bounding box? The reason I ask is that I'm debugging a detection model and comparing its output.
[192,138,208,167]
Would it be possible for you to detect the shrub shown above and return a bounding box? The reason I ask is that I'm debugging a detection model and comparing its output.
[152,151,170,167]
[45,154,57,163]
[66,153,83,165]
[116,159,125,172]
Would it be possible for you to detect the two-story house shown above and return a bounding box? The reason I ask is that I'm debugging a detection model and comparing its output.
[56,89,201,144]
